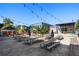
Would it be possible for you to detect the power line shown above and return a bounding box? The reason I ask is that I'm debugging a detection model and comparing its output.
[23,4,46,22]
[32,3,63,23]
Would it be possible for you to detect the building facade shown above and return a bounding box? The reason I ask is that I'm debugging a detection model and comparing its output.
[56,22,75,33]
[0,23,16,36]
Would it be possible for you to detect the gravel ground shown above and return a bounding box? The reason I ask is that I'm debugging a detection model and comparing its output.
[0,35,79,56]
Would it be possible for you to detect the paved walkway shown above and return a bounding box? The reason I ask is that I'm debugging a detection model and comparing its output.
[0,37,69,56]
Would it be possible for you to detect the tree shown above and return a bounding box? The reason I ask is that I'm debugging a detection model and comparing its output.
[75,19,79,36]
[15,25,25,34]
[75,19,79,29]
[2,18,14,29]
[29,26,38,34]
[30,25,49,37]
[37,25,49,36]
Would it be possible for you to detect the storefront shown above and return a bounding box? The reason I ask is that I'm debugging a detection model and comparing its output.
[1,29,16,37]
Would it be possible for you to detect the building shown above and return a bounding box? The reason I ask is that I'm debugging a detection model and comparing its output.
[1,27,16,37]
[30,22,57,34]
[0,23,16,36]
[0,24,29,37]
[56,22,75,33]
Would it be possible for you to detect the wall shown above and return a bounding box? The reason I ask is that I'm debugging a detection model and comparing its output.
[59,24,75,33]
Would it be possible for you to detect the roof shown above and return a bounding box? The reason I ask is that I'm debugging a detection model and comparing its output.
[30,22,53,26]
[56,22,75,26]
[1,30,15,31]
[1,26,15,30]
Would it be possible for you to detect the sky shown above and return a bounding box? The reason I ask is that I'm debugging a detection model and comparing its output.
[0,3,79,26]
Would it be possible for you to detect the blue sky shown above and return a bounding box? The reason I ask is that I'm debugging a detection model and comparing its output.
[0,3,79,26]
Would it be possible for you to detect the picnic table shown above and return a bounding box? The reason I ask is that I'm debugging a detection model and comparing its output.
[46,42,60,51]
[13,35,27,42]
[40,38,60,51]
[24,37,44,45]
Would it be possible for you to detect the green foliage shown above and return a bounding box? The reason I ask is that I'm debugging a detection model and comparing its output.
[29,26,37,34]
[75,19,79,29]
[37,25,49,35]
[2,18,13,29]
[30,25,49,36]
[15,25,25,34]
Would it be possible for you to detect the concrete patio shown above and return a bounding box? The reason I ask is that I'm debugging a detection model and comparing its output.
[0,34,79,56]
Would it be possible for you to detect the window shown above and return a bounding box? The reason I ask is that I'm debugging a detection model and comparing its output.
[61,28,67,33]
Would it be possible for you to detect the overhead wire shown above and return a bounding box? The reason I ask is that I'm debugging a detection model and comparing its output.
[23,4,46,22]
[32,3,63,23]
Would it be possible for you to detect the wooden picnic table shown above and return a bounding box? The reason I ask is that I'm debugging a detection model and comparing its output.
[46,42,60,51]
[40,38,60,51]
[13,35,28,42]
[24,37,44,45]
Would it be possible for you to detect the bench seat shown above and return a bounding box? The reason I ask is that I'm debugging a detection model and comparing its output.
[46,42,60,51]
